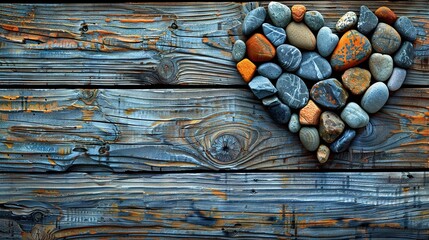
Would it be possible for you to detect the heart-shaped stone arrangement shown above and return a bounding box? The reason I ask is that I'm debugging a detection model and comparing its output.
[233,2,416,163]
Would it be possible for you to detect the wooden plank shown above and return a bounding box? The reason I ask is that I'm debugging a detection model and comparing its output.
[0,172,428,239]
[0,1,428,86]
[0,88,426,172]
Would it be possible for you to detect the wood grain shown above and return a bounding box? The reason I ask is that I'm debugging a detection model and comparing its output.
[0,172,428,239]
[0,88,426,172]
[0,1,428,86]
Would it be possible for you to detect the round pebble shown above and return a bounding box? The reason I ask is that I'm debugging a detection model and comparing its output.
[242,7,267,36]
[317,26,339,57]
[341,67,371,95]
[371,23,401,54]
[310,78,349,110]
[257,62,282,80]
[357,5,378,35]
[286,22,316,51]
[330,129,356,153]
[369,53,394,82]
[262,96,292,124]
[288,113,301,133]
[317,144,330,164]
[232,40,246,62]
[248,75,277,99]
[375,6,397,25]
[276,44,302,72]
[361,82,389,114]
[394,16,417,42]
[319,111,345,143]
[291,5,306,22]
[268,1,291,28]
[276,73,309,109]
[336,11,358,33]
[246,33,276,62]
[297,52,332,81]
[387,67,407,91]
[299,127,320,152]
[304,10,325,32]
[394,41,415,69]
[341,102,370,128]
[262,23,286,47]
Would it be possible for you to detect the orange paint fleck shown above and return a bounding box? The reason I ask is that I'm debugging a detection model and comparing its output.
[368,223,402,228]
[48,157,56,166]
[33,189,60,196]
[1,24,19,32]
[124,108,137,115]
[2,95,20,100]
[210,188,227,200]
[0,113,8,121]
[58,147,71,155]
[119,19,155,23]
[82,110,94,121]
[4,142,13,149]
[236,58,256,83]
[105,18,111,22]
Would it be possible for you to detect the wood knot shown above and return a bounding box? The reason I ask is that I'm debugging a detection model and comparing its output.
[79,89,98,104]
[156,58,177,84]
[209,134,241,162]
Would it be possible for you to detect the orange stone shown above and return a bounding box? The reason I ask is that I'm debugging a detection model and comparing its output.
[236,58,256,83]
[375,6,397,25]
[299,100,322,125]
[292,5,306,22]
[246,33,276,62]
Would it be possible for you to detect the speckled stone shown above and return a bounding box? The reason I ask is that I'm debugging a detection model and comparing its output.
[242,7,266,36]
[317,26,339,57]
[387,67,407,91]
[341,67,371,95]
[248,75,277,99]
[304,10,325,32]
[310,78,349,110]
[371,23,401,54]
[276,44,302,71]
[257,62,282,80]
[361,82,389,114]
[291,4,306,22]
[286,22,316,51]
[296,52,332,81]
[268,1,291,28]
[299,127,320,152]
[369,53,394,82]
[340,102,370,129]
[394,16,417,42]
[262,23,286,47]
[232,40,246,62]
[375,6,397,25]
[394,41,415,69]
[319,111,345,143]
[288,113,301,133]
[299,100,322,125]
[330,129,356,153]
[246,33,276,63]
[262,96,292,124]
[276,73,309,109]
[336,11,358,33]
[317,144,330,164]
[357,5,378,35]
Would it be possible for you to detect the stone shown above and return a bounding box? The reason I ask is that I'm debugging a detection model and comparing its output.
[286,22,316,50]
[387,67,407,91]
[268,1,291,28]
[257,62,282,80]
[296,52,332,81]
[246,33,276,62]
[248,76,277,99]
[330,129,356,153]
[242,7,266,36]
[394,16,417,42]
[375,6,397,25]
[232,40,246,62]
[276,73,309,109]
[361,82,389,114]
[262,23,286,47]
[317,145,330,164]
[330,30,372,72]
[236,58,256,83]
[299,127,320,152]
[291,4,306,22]
[341,67,371,95]
[276,44,302,71]
[317,26,339,57]
[299,100,322,125]
[394,41,415,69]
[371,23,401,54]
[340,102,370,129]
[262,96,291,124]
[357,5,379,35]
[319,111,345,143]
[288,113,301,133]
[369,53,394,82]
[304,10,325,32]
[336,11,358,33]
[310,78,349,110]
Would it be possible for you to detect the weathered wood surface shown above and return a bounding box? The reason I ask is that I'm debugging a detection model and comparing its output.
[0,88,426,172]
[0,172,428,239]
[0,1,428,86]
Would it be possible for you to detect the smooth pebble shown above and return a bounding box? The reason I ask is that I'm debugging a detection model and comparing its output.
[361,82,389,114]
[248,75,277,99]
[387,67,407,91]
[276,73,309,109]
[341,102,370,128]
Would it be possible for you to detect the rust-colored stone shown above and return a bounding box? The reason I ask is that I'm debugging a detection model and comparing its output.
[341,67,371,95]
[292,5,306,22]
[299,100,322,125]
[375,6,397,25]
[236,58,256,83]
[246,33,276,62]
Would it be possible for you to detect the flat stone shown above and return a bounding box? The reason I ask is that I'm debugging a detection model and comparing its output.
[341,67,371,95]
[330,30,372,72]
[394,16,417,42]
[242,7,266,36]
[291,4,306,22]
[236,58,256,83]
[336,11,358,33]
[317,144,330,164]
[262,23,286,47]
[276,44,302,71]
[371,23,401,54]
[340,102,370,128]
[387,67,407,91]
[257,62,282,80]
[375,6,397,25]
[317,26,339,57]
[310,78,349,110]
[319,111,345,143]
[246,33,276,63]
[299,127,319,152]
[232,40,246,62]
[268,1,291,28]
[394,41,415,69]
[330,129,356,153]
[288,113,301,133]
[248,76,277,99]
[286,22,316,51]
[296,52,332,81]
[262,96,291,124]
[299,100,322,125]
[276,73,309,109]
[304,10,325,32]
[369,53,393,82]
[357,5,378,35]
[361,82,389,114]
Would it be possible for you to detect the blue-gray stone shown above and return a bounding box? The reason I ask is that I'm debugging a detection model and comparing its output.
[232,40,246,62]
[288,113,301,133]
[394,16,417,42]
[369,53,393,82]
[242,7,266,36]
[317,27,339,57]
[310,78,349,110]
[262,96,291,124]
[371,23,401,54]
[357,5,378,35]
[387,67,407,91]
[394,41,415,69]
[361,82,389,114]
[276,44,302,71]
[340,102,369,128]
[248,76,277,99]
[262,23,286,47]
[304,10,325,32]
[299,127,320,152]
[257,62,282,80]
[268,1,291,28]
[296,52,332,81]
[330,129,356,153]
[276,73,309,109]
